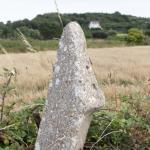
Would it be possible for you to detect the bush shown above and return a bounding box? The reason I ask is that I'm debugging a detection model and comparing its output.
[107,30,117,37]
[111,33,128,41]
[0,92,149,149]
[0,98,44,150]
[143,36,150,45]
[85,92,150,150]
[92,30,108,39]
[144,30,150,36]
[126,28,144,44]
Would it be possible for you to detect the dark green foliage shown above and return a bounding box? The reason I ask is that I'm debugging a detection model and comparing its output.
[0,12,150,40]
[39,22,62,39]
[83,28,93,39]
[92,30,108,39]
[144,30,150,36]
[18,26,41,39]
[146,22,150,29]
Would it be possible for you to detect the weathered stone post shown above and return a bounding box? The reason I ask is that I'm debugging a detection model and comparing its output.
[35,22,105,150]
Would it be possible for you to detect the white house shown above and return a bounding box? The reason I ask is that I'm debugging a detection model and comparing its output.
[88,21,103,30]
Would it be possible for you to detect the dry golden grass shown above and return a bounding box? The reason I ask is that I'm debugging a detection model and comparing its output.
[0,46,150,109]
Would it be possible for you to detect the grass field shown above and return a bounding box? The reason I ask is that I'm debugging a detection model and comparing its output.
[0,46,150,149]
[0,46,150,107]
[0,38,127,53]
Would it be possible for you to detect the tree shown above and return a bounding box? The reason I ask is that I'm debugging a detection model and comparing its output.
[1,27,14,38]
[0,22,5,38]
[1,12,150,40]
[127,28,144,44]
[38,22,62,39]
[19,26,41,39]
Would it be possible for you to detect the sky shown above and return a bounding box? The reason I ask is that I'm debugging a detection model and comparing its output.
[0,0,150,23]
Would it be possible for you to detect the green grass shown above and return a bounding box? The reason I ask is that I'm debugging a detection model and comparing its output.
[0,39,27,53]
[0,38,128,53]
[0,39,58,53]
[87,39,126,48]
[1,37,150,54]
[29,39,58,51]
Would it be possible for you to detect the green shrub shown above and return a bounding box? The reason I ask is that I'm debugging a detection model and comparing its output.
[107,30,117,37]
[0,98,44,150]
[144,30,150,36]
[0,91,149,150]
[126,28,144,44]
[115,33,128,41]
[143,36,150,45]
[85,92,150,150]
[92,30,108,39]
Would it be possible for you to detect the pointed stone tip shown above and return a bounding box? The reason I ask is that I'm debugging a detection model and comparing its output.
[65,21,81,29]
[58,21,86,53]
[63,21,85,37]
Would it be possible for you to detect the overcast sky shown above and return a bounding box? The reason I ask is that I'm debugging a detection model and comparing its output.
[0,0,150,23]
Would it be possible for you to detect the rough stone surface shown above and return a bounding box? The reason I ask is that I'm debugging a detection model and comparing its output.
[35,22,105,150]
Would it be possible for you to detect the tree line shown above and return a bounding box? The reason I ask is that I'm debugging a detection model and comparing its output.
[0,12,150,40]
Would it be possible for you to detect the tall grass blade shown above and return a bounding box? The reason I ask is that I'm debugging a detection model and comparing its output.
[0,44,7,54]
[16,28,37,53]
[54,0,63,29]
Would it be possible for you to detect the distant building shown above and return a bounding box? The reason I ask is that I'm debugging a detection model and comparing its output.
[88,21,102,30]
